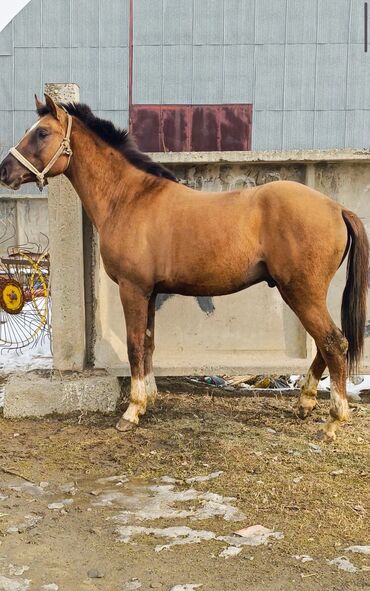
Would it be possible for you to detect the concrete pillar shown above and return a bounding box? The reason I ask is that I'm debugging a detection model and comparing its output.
[46,83,86,371]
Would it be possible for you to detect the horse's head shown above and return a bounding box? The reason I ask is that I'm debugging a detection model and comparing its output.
[0,94,73,191]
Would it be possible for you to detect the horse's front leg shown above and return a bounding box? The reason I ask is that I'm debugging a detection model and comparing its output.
[144,294,157,406]
[116,281,151,432]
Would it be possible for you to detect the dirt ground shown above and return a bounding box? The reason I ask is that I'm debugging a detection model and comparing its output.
[0,379,369,591]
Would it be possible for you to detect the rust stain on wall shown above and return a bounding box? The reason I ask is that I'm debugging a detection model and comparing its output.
[130,104,252,152]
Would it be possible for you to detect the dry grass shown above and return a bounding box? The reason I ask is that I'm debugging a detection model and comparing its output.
[0,379,368,589]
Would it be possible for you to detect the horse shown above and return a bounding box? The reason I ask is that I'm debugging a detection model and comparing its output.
[0,94,368,441]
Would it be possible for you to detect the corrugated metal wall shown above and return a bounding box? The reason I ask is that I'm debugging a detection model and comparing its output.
[0,0,368,180]
[0,0,130,196]
[133,0,368,150]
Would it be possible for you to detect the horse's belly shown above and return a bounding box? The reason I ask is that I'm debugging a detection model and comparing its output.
[156,260,268,297]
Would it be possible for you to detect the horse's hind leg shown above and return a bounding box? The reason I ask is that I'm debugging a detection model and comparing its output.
[280,288,349,441]
[298,349,326,418]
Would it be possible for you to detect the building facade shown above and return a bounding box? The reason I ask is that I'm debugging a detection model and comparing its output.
[0,0,368,184]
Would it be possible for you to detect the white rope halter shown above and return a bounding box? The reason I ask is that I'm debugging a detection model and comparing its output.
[9,113,73,191]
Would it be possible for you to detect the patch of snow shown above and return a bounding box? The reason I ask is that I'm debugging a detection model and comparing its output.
[318,375,370,399]
[0,330,52,374]
[345,545,370,555]
[115,525,216,552]
[327,557,357,572]
[0,576,30,591]
[102,483,245,523]
[219,546,242,559]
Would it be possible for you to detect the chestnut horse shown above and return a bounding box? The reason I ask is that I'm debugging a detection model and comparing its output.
[0,95,368,441]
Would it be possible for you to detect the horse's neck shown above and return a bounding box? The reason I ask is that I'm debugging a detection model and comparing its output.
[65,125,134,231]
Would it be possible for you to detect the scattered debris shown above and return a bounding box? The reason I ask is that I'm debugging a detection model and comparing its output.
[330,470,344,476]
[191,373,370,400]
[346,545,370,555]
[169,586,202,591]
[8,565,29,576]
[41,585,59,591]
[352,504,366,514]
[7,514,42,534]
[293,555,314,563]
[204,376,225,387]
[122,579,142,590]
[219,525,284,547]
[47,499,73,510]
[327,557,357,572]
[87,569,104,579]
[308,443,322,454]
[96,474,128,486]
[293,476,304,484]
[185,471,223,483]
[59,482,76,495]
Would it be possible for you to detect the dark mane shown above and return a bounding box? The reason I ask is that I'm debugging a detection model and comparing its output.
[36,102,178,182]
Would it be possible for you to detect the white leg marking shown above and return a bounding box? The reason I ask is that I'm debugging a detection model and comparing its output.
[145,371,157,403]
[301,369,319,394]
[330,383,349,421]
[298,369,319,417]
[123,378,147,424]
[319,382,349,441]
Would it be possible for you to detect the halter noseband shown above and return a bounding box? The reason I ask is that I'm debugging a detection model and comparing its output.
[9,113,73,191]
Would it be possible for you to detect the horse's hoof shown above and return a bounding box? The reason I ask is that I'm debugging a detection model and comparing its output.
[297,398,317,419]
[316,428,335,443]
[116,418,137,432]
[298,406,311,420]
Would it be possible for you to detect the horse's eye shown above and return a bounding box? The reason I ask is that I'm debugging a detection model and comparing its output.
[37,129,48,139]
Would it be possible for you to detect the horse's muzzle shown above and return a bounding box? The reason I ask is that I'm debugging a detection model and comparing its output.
[0,153,33,190]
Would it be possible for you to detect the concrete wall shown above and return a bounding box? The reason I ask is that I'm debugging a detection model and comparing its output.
[93,149,370,376]
[0,196,48,254]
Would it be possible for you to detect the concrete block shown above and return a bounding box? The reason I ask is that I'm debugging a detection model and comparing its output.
[4,371,121,418]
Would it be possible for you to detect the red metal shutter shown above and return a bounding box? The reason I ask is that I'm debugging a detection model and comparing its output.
[130,104,252,152]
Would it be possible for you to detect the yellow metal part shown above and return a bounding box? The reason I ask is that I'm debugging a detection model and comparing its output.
[19,251,49,334]
[0,280,24,314]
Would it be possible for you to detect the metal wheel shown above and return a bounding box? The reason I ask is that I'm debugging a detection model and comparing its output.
[0,249,49,349]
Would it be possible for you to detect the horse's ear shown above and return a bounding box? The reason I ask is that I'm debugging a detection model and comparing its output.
[44,94,64,122]
[34,94,44,111]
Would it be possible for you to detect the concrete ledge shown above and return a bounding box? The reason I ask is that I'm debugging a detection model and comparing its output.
[149,148,370,165]
[3,371,121,418]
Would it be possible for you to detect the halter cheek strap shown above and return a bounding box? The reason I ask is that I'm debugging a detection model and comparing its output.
[9,113,73,192]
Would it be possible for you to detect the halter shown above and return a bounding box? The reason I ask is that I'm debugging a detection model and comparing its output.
[9,113,73,191]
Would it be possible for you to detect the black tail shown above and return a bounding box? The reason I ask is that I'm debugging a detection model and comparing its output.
[341,210,369,374]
